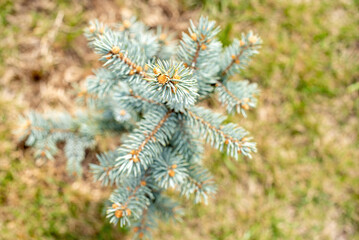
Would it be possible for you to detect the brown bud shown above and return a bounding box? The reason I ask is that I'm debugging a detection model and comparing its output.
[159,33,166,41]
[172,164,177,169]
[129,70,135,75]
[130,150,136,155]
[139,232,144,239]
[133,227,140,232]
[231,55,236,60]
[168,169,175,177]
[235,59,240,64]
[132,155,139,163]
[242,104,249,110]
[144,65,149,71]
[225,139,230,144]
[136,66,143,73]
[191,33,197,41]
[153,67,160,75]
[249,36,257,44]
[239,40,245,47]
[23,120,31,129]
[140,180,146,186]
[126,209,131,216]
[157,74,168,84]
[89,26,95,33]
[115,210,123,218]
[173,74,180,80]
[119,110,126,116]
[77,90,86,97]
[112,203,119,209]
[123,20,131,29]
[111,46,120,54]
[201,44,207,50]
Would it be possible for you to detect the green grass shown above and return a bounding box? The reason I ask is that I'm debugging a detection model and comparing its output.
[1,0,359,239]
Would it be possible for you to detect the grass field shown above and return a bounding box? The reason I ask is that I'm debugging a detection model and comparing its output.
[1,0,359,239]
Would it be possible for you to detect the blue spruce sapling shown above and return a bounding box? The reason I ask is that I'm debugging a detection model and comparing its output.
[17,16,262,239]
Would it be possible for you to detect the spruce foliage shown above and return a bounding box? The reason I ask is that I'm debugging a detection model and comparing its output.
[18,16,262,239]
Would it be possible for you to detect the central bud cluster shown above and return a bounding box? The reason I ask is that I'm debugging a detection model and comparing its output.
[144,60,199,112]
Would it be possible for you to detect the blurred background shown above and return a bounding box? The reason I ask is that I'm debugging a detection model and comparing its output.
[0,0,358,239]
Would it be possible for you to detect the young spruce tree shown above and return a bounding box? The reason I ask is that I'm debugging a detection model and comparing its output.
[18,16,262,239]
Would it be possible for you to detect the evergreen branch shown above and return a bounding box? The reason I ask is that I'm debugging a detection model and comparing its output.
[23,16,262,237]
[107,51,149,78]
[186,109,230,139]
[19,117,73,137]
[190,41,201,69]
[91,151,119,186]
[139,208,148,232]
[90,27,149,83]
[132,206,156,239]
[84,20,109,41]
[221,45,249,76]
[186,175,206,189]
[152,147,188,189]
[116,107,178,176]
[65,136,95,176]
[155,27,176,60]
[114,86,164,113]
[153,194,183,222]
[181,165,216,204]
[33,138,58,161]
[216,81,242,104]
[86,68,119,97]
[30,125,75,134]
[219,33,262,78]
[216,80,259,116]
[177,17,222,97]
[20,112,97,176]
[221,41,262,76]
[123,184,142,207]
[107,179,153,227]
[129,90,163,106]
[177,17,220,70]
[116,17,160,59]
[92,153,153,187]
[171,120,203,163]
[145,60,198,111]
[137,208,150,238]
[136,110,172,155]
[93,110,174,180]
[185,107,256,158]
[77,89,99,108]
[19,112,93,144]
